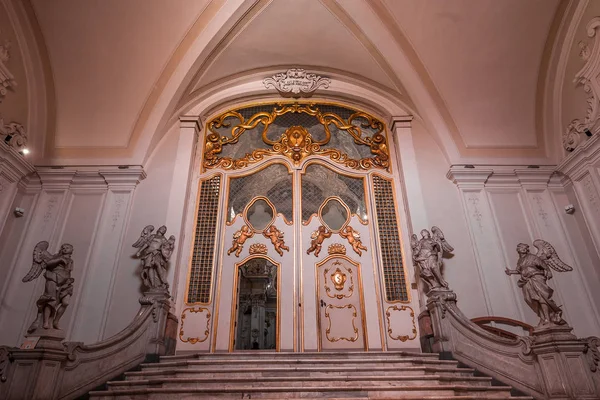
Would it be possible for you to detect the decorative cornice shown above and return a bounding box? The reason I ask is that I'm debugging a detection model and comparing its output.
[179,115,202,133]
[99,166,146,188]
[447,165,557,190]
[37,169,76,189]
[446,166,493,189]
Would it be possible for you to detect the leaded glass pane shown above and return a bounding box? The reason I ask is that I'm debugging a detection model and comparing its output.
[227,164,292,223]
[301,164,367,223]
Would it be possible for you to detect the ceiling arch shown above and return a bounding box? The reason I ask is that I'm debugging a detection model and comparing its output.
[27,0,565,165]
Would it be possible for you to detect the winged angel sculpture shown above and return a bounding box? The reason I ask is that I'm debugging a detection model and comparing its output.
[411,227,454,292]
[132,225,176,291]
[22,241,74,332]
[505,240,572,327]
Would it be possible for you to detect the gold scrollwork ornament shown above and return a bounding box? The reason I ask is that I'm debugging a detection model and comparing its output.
[179,308,211,344]
[249,243,268,255]
[385,305,417,342]
[325,304,359,342]
[328,243,346,255]
[204,103,389,171]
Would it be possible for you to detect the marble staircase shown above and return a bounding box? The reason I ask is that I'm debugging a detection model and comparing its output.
[89,351,533,399]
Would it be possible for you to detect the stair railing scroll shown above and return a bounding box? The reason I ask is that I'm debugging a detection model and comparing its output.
[414,227,600,400]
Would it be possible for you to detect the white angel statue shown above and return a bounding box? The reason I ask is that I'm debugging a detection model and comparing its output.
[22,241,74,332]
[505,240,572,326]
[132,225,175,290]
[410,226,454,292]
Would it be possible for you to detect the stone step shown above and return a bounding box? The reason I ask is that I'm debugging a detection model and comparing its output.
[89,384,516,399]
[124,365,478,380]
[107,375,494,390]
[161,350,440,361]
[139,358,459,369]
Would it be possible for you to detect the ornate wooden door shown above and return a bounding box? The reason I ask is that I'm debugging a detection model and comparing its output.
[316,255,366,350]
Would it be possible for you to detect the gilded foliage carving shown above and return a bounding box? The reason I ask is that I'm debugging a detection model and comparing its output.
[204,103,389,171]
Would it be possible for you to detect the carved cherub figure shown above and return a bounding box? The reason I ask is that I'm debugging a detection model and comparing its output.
[22,241,74,332]
[307,225,332,257]
[133,225,175,290]
[505,240,572,327]
[263,225,289,256]
[339,225,367,256]
[228,225,254,257]
[411,226,453,292]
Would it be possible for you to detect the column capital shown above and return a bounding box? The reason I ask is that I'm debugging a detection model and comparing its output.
[390,115,414,130]
[99,166,146,189]
[179,115,202,132]
[446,166,493,189]
[514,168,555,188]
[37,168,77,190]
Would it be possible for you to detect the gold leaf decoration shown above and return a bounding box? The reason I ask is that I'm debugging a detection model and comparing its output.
[204,103,389,171]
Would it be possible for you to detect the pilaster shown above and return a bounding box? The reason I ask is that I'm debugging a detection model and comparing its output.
[166,116,201,305]
[446,166,517,319]
[0,168,76,346]
[71,167,146,342]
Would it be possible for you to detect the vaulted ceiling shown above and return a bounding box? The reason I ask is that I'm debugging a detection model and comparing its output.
[27,0,563,164]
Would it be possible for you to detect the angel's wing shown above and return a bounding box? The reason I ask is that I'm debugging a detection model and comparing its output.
[233,230,242,239]
[352,231,361,239]
[132,225,154,248]
[311,230,319,240]
[410,234,419,251]
[432,226,454,253]
[22,241,50,282]
[533,239,573,272]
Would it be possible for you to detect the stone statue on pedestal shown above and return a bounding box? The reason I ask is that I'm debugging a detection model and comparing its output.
[505,240,572,327]
[132,225,175,291]
[22,241,74,333]
[411,226,454,292]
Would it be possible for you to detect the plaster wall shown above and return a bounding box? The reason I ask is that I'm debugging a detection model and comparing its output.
[102,125,180,338]
[410,119,487,318]
[412,119,600,337]
[0,126,180,346]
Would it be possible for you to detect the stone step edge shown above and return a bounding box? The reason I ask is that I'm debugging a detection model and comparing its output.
[140,358,459,368]
[125,365,476,377]
[107,374,493,386]
[91,384,513,396]
[162,351,441,360]
[91,395,533,400]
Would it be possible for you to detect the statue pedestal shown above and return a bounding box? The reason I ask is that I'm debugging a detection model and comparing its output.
[6,330,68,399]
[25,328,66,351]
[529,324,600,398]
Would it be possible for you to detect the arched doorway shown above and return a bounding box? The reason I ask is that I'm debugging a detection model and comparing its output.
[177,102,418,352]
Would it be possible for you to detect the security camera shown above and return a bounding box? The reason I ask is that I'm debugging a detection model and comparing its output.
[564,204,575,214]
[14,207,24,217]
